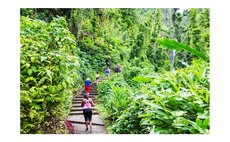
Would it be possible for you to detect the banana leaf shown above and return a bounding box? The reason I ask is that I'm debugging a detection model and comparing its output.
[157,38,209,61]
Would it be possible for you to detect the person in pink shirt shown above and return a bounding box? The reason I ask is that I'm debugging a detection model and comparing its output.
[81,94,94,131]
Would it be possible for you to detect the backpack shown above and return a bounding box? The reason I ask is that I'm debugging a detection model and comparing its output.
[115,67,120,72]
[84,99,92,108]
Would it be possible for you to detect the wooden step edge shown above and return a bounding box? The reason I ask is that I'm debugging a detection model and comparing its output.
[71,106,82,108]
[74,94,98,97]
[74,97,96,100]
[72,101,82,103]
[73,98,96,101]
[72,99,98,103]
[72,98,96,101]
[72,101,98,104]
[74,96,97,98]
[79,93,98,94]
[68,120,104,126]
[80,92,98,93]
[72,97,95,101]
[71,108,96,111]
[69,111,99,115]
[75,96,97,98]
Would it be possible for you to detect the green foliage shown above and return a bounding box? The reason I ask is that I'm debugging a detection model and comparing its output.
[20,16,80,134]
[20,8,209,134]
[96,75,136,133]
[187,9,210,63]
[68,8,127,71]
[20,8,72,22]
[132,76,152,83]
[138,59,210,134]
[122,59,155,87]
[96,59,209,134]
[157,38,209,61]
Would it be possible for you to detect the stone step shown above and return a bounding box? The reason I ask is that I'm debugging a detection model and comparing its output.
[75,95,96,99]
[72,106,82,108]
[81,90,98,93]
[81,92,98,95]
[72,101,98,105]
[72,101,82,104]
[67,115,104,126]
[68,120,104,126]
[71,104,81,107]
[82,88,98,93]
[72,123,107,134]
[74,98,95,101]
[71,107,96,111]
[78,93,98,96]
[72,98,83,101]
[74,96,96,98]
[73,94,98,99]
[72,100,81,103]
[69,111,99,115]
[73,98,95,101]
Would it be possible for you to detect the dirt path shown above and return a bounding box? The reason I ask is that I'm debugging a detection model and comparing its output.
[67,82,107,134]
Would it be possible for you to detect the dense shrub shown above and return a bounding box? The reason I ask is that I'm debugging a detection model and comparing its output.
[20,16,81,133]
[96,59,209,134]
[20,8,210,134]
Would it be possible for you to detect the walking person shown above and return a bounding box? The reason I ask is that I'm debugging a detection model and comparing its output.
[117,64,122,73]
[95,72,100,85]
[114,63,122,73]
[81,94,94,131]
[84,78,92,96]
[105,67,110,79]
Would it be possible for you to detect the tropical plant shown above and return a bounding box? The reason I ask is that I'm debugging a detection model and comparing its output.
[20,16,80,134]
[157,38,209,61]
[20,8,210,134]
[97,59,209,134]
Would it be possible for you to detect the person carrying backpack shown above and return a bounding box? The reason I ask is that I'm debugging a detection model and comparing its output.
[81,95,94,131]
[118,64,122,73]
[84,78,92,96]
[114,63,122,73]
[105,67,110,79]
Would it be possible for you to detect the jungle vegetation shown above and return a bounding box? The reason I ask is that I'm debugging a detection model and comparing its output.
[20,8,210,134]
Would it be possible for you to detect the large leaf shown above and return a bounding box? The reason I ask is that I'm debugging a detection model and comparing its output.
[132,76,152,83]
[27,69,33,76]
[156,38,209,61]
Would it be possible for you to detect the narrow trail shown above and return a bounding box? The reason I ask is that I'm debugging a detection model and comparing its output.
[67,80,107,134]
